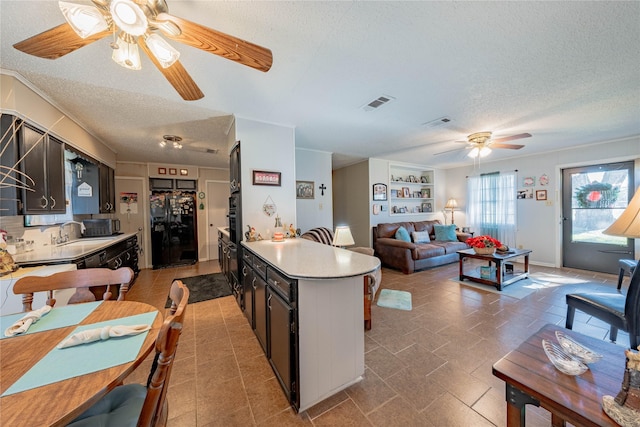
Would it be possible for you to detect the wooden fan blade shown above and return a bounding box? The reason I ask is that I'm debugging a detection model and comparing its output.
[490,143,525,150]
[157,13,272,72]
[13,23,109,59]
[139,38,204,101]
[491,133,531,144]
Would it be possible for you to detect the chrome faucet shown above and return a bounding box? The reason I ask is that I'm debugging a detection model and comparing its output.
[56,221,87,244]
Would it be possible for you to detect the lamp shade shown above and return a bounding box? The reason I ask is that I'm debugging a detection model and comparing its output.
[445,198,458,209]
[603,187,640,238]
[333,226,355,247]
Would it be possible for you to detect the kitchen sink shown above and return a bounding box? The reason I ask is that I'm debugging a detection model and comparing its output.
[58,238,113,247]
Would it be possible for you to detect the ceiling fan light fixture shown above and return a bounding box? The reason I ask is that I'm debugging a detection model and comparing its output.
[468,147,479,158]
[110,0,148,36]
[112,33,141,70]
[479,146,492,157]
[145,33,180,68]
[158,140,166,148]
[58,1,108,38]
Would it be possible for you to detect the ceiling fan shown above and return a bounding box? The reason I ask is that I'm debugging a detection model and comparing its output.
[12,0,273,101]
[434,131,531,158]
[158,135,219,154]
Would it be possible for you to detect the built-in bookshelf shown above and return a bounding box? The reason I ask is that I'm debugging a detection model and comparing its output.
[388,163,434,216]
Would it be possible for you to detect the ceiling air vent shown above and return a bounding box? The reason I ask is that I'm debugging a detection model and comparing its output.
[362,95,395,112]
[205,148,219,154]
[422,116,452,128]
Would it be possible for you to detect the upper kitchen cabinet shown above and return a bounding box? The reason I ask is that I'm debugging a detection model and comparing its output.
[20,123,66,214]
[0,114,21,215]
[70,156,100,215]
[99,163,116,213]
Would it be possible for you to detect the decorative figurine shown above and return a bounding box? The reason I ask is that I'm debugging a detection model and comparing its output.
[602,346,640,427]
[256,233,264,241]
[245,225,257,242]
[289,224,296,238]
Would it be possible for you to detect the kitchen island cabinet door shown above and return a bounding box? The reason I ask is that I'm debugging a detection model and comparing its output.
[254,273,268,354]
[268,287,296,404]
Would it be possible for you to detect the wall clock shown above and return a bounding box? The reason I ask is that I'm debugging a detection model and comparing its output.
[198,192,205,199]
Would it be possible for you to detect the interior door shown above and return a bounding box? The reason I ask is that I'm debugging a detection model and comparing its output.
[562,161,634,273]
[115,177,148,269]
[206,181,230,260]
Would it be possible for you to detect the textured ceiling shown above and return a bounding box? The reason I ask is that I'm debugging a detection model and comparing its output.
[1,1,639,170]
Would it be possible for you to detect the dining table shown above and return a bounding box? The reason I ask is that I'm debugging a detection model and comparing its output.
[0,300,163,427]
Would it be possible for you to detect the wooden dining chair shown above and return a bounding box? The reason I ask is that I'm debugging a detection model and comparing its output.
[13,267,134,312]
[66,279,189,427]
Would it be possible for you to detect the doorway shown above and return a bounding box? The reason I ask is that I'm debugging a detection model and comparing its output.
[562,161,634,274]
[115,177,148,269]
[206,180,230,260]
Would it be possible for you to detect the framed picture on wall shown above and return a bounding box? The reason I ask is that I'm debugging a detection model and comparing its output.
[536,190,547,200]
[296,181,314,199]
[372,183,387,201]
[253,170,281,186]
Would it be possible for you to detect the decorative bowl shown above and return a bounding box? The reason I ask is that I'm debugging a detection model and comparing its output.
[473,247,496,255]
[542,339,588,375]
[555,331,603,364]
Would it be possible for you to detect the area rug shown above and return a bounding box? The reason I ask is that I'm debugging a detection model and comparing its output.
[448,272,576,299]
[376,289,412,311]
[165,273,232,307]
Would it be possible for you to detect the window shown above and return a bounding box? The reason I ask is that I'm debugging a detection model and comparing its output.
[467,171,517,246]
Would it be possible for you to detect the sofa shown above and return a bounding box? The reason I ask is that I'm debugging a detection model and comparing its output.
[372,220,471,274]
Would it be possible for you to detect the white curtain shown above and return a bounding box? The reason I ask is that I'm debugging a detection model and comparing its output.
[467,171,517,247]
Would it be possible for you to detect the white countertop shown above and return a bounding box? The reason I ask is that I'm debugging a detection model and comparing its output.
[242,238,380,280]
[12,233,136,265]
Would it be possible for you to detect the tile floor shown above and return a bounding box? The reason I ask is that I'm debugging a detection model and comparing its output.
[125,259,629,426]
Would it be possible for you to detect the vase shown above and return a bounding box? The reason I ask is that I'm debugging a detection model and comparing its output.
[473,247,496,255]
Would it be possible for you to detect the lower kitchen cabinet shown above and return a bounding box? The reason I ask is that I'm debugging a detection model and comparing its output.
[241,247,298,408]
[267,286,296,403]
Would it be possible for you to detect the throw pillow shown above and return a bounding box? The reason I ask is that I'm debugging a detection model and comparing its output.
[433,224,457,242]
[395,226,411,242]
[411,230,431,243]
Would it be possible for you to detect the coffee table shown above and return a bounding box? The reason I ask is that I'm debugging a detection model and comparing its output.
[457,248,532,291]
[492,324,624,427]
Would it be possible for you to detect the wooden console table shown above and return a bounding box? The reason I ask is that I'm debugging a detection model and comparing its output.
[492,324,625,427]
[457,248,532,291]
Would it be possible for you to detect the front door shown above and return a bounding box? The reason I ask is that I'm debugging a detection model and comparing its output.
[562,161,634,274]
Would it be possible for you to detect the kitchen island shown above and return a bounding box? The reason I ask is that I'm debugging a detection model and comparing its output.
[242,238,380,412]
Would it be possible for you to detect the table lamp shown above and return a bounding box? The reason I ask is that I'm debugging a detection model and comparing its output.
[601,186,640,425]
[333,226,355,248]
[445,198,458,225]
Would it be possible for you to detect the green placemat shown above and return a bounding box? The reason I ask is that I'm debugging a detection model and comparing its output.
[2,310,158,396]
[0,301,103,340]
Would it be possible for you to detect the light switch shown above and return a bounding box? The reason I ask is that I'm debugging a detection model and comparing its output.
[319,203,323,210]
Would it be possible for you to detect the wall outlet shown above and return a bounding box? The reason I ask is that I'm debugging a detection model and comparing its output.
[518,244,523,249]
[545,200,553,206]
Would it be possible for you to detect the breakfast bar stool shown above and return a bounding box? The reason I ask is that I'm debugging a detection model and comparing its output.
[617,259,637,290]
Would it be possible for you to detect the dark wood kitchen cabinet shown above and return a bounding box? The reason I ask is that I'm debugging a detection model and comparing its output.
[20,123,65,214]
[0,114,21,215]
[98,163,116,213]
[241,247,298,409]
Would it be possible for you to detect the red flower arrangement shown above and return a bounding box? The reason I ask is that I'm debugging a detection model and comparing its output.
[466,235,502,249]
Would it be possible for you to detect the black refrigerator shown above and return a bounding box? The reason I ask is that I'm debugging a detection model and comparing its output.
[150,179,198,269]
